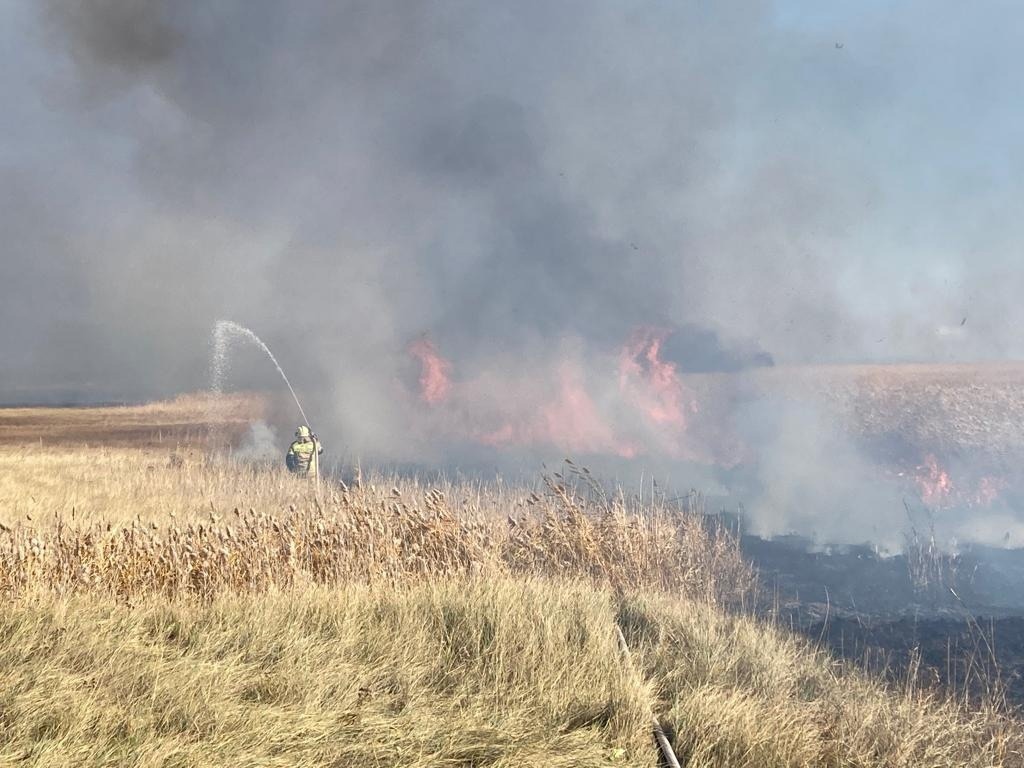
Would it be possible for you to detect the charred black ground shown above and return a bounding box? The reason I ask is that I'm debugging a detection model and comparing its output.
[730,524,1024,708]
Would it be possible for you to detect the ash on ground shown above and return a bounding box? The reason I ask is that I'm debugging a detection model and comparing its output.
[721,516,1024,708]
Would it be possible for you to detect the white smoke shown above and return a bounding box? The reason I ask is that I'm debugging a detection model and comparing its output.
[232,421,281,464]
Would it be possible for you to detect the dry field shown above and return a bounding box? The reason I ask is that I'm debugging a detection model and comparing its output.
[0,394,1022,766]
[7,579,1022,767]
[722,362,1024,460]
[0,393,263,450]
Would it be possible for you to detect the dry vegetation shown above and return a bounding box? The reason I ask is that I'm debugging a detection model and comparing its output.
[0,396,1021,766]
[740,362,1024,460]
[670,361,1024,469]
[6,578,1022,768]
[0,393,262,448]
[0,455,752,606]
[2,580,651,767]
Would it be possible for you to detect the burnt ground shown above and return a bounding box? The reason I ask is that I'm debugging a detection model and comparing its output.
[735,529,1024,708]
[808,614,1024,710]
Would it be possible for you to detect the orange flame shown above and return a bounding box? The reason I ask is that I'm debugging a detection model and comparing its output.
[909,455,1006,509]
[915,454,954,507]
[408,337,452,405]
[617,326,704,459]
[619,326,692,430]
[973,475,1008,507]
[403,326,724,461]
[479,363,640,457]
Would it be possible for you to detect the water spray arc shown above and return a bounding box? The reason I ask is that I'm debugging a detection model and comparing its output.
[211,320,313,431]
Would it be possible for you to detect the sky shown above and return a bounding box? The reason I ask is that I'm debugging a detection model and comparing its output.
[3,2,1024,543]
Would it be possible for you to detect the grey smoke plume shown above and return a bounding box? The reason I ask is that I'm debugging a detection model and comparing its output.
[233,421,282,465]
[5,1,1024,544]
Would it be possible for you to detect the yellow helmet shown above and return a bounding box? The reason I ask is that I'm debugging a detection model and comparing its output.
[295,425,311,439]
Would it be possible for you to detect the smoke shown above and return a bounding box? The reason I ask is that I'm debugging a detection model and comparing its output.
[734,395,907,549]
[233,421,282,464]
[6,1,1024,544]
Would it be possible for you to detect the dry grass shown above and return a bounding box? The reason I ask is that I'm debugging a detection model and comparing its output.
[734,362,1024,460]
[621,592,1024,767]
[1,577,1020,767]
[0,451,753,605]
[670,361,1024,469]
[0,579,652,767]
[0,400,1021,766]
[0,392,262,448]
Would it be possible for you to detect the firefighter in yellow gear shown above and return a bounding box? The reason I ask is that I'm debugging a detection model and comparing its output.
[286,425,323,478]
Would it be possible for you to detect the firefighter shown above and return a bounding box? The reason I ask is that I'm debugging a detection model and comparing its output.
[286,425,323,478]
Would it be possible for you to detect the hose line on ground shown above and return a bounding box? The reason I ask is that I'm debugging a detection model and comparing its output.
[614,624,682,768]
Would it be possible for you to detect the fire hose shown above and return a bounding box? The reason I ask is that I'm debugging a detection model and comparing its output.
[309,426,321,493]
[614,625,682,768]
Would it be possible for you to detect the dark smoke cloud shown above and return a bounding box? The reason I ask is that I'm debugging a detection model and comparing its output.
[6,1,1024,543]
[13,2,789,393]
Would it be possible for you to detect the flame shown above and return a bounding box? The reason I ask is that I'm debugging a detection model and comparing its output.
[408,337,452,405]
[403,326,720,461]
[974,475,1008,507]
[618,326,692,430]
[479,363,640,457]
[403,332,1020,495]
[617,325,705,459]
[908,455,1006,509]
[914,454,954,507]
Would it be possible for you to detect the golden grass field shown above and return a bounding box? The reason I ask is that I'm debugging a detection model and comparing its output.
[0,394,1022,766]
[713,362,1024,460]
[0,392,264,449]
